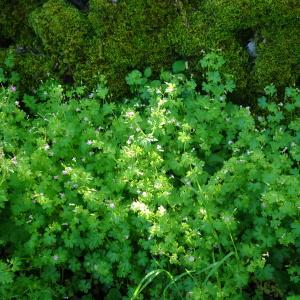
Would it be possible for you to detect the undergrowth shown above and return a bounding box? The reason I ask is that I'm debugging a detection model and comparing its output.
[0,53,299,299]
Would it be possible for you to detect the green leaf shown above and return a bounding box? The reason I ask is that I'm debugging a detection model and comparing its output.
[4,52,14,69]
[0,68,6,82]
[0,262,13,285]
[131,269,173,300]
[264,84,277,97]
[172,60,186,74]
[207,71,221,84]
[200,52,225,70]
[285,87,298,98]
[144,67,152,78]
[160,70,172,81]
[76,86,85,96]
[258,96,268,109]
[9,71,20,83]
[96,84,109,100]
[126,70,143,86]
[225,79,236,92]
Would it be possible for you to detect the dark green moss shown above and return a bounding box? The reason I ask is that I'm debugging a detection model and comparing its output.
[1,0,299,103]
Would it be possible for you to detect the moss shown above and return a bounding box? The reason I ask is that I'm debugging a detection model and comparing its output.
[167,0,300,102]
[254,26,300,88]
[16,53,53,91]
[29,0,88,76]
[1,0,299,103]
[0,0,43,45]
[85,0,178,95]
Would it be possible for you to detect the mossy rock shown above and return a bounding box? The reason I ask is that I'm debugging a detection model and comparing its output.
[1,0,299,103]
[29,0,89,76]
[167,0,300,102]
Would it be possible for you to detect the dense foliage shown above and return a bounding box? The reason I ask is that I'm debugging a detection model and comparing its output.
[0,53,300,299]
[1,0,299,101]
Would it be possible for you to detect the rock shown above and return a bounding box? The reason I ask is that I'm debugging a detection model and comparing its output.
[246,39,257,58]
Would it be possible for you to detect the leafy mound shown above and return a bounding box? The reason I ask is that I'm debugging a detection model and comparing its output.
[0,53,300,299]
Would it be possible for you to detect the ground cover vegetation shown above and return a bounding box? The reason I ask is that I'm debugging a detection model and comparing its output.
[0,0,300,102]
[0,51,300,299]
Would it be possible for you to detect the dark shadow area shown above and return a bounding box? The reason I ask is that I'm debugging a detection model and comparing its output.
[0,37,14,49]
[62,73,74,85]
[66,0,89,10]
[236,28,256,47]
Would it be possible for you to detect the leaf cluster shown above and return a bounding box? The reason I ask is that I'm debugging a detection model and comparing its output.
[0,53,299,299]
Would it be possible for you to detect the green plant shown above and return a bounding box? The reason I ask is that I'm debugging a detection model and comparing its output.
[0,52,299,299]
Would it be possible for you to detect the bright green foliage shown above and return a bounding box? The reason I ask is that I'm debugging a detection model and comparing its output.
[0,53,300,299]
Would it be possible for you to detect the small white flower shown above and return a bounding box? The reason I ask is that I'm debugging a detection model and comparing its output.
[76,108,81,112]
[44,144,50,150]
[62,167,72,175]
[15,101,20,106]
[127,135,134,145]
[187,256,195,263]
[86,140,94,145]
[199,208,207,216]
[130,201,150,215]
[228,140,233,145]
[109,202,115,209]
[156,145,164,152]
[52,255,59,261]
[157,205,166,216]
[11,156,17,165]
[223,216,231,223]
[53,175,59,180]
[125,111,135,118]
[258,116,264,122]
[154,181,162,189]
[89,93,94,98]
[72,157,76,162]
